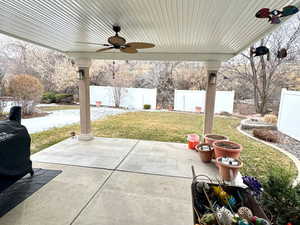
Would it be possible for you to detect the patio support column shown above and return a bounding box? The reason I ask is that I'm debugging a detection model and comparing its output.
[204,61,221,134]
[76,58,93,141]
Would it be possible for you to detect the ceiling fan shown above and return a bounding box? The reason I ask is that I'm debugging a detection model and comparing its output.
[77,25,155,53]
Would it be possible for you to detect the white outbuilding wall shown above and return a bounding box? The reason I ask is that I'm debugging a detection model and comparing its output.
[278,89,300,141]
[90,86,157,110]
[174,90,235,113]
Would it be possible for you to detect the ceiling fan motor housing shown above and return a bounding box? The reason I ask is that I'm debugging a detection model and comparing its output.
[108,36,126,47]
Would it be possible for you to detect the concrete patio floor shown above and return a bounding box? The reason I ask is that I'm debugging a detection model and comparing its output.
[0,137,241,225]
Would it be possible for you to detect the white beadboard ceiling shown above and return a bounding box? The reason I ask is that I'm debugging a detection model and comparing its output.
[0,0,299,61]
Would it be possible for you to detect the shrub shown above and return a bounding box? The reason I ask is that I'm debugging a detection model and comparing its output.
[253,129,278,143]
[7,75,44,115]
[0,100,7,116]
[54,93,73,104]
[261,167,300,225]
[143,104,151,110]
[219,111,232,116]
[42,92,56,103]
[42,92,74,104]
[263,114,277,124]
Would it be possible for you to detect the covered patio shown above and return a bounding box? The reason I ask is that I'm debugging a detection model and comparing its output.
[0,0,299,224]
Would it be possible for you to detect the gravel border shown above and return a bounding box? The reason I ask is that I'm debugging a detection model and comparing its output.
[237,126,300,186]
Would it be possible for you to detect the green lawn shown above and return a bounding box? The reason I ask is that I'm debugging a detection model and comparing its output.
[30,111,296,180]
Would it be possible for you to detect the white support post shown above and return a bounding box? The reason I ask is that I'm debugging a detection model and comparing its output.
[203,61,221,134]
[76,58,93,141]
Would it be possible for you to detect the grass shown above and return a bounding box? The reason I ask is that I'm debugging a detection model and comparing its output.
[30,111,297,180]
[37,104,80,111]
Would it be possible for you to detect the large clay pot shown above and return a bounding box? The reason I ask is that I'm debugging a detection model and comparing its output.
[204,134,229,146]
[213,140,242,159]
[216,157,243,181]
[195,144,213,163]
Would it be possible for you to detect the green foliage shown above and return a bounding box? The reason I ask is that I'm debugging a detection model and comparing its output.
[54,93,73,103]
[42,92,73,104]
[42,92,56,103]
[143,104,151,110]
[261,167,300,225]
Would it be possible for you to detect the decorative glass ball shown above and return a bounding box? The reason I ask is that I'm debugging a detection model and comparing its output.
[216,207,233,225]
[238,219,251,225]
[238,207,253,220]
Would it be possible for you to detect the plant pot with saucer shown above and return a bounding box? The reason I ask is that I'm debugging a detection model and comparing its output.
[195,143,213,163]
[216,157,243,181]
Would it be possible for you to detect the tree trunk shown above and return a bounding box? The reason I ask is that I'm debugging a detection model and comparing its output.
[259,54,268,115]
[249,46,260,113]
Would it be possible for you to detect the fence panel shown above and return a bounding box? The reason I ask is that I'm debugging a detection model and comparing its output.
[174,90,235,113]
[278,89,300,141]
[90,86,157,110]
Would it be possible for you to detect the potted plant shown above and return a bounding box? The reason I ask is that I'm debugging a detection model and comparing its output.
[195,106,202,113]
[204,134,229,146]
[195,143,213,163]
[96,101,102,107]
[213,140,242,159]
[216,157,243,181]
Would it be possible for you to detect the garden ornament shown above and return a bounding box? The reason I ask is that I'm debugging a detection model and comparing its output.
[281,5,299,17]
[255,6,299,24]
[270,16,281,24]
[250,46,270,61]
[237,207,253,221]
[277,48,287,59]
[242,176,262,197]
[216,207,233,225]
[251,216,271,225]
[196,181,210,192]
[255,8,270,19]
[200,213,216,225]
[238,219,251,225]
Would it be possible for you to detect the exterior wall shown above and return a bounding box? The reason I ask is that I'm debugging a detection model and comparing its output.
[278,89,300,141]
[90,86,157,110]
[174,90,235,113]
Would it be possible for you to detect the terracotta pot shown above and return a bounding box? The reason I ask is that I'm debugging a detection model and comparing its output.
[195,144,213,163]
[204,134,229,146]
[216,157,243,181]
[96,101,102,107]
[195,106,202,113]
[213,140,243,159]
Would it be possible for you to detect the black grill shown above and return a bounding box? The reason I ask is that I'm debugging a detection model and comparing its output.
[0,106,33,193]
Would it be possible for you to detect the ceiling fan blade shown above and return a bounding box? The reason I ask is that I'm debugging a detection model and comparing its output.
[126,42,155,49]
[76,41,111,46]
[96,47,114,52]
[120,47,138,54]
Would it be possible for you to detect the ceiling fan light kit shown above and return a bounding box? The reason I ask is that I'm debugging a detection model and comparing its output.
[77,25,155,54]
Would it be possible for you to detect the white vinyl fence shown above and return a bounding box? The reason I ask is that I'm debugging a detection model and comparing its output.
[278,89,300,141]
[90,86,157,110]
[174,90,235,113]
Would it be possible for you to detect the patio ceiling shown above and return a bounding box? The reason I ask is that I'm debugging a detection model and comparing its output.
[0,0,299,61]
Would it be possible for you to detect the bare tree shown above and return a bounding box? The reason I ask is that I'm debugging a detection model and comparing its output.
[174,63,207,90]
[221,17,300,114]
[155,62,181,108]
